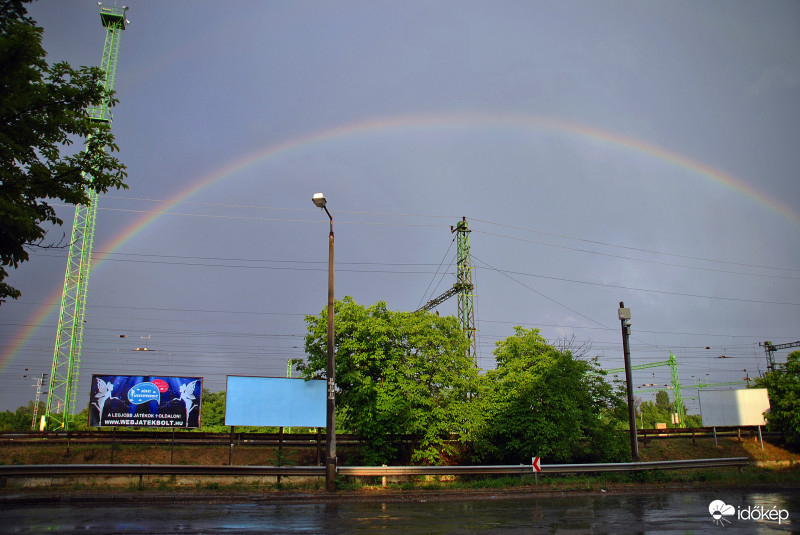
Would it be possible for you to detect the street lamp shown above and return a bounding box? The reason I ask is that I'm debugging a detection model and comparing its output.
[312,192,336,491]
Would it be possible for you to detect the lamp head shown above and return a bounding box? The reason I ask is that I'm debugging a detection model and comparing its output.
[312,193,327,208]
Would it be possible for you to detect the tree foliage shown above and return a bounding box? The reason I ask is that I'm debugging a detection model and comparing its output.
[294,297,478,465]
[472,327,629,464]
[0,0,128,302]
[0,400,41,430]
[638,390,700,429]
[200,389,229,432]
[755,351,800,451]
[655,390,670,413]
[0,401,90,431]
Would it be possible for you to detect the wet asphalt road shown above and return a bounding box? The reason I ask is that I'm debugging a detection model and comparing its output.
[1,489,797,534]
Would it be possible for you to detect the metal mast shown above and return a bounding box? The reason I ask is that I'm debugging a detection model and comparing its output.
[416,217,478,365]
[606,353,685,427]
[45,4,128,431]
[668,354,685,428]
[454,218,477,365]
[761,340,800,373]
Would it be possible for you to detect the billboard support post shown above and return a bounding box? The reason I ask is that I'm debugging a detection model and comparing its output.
[317,428,322,466]
[110,427,116,464]
[229,426,235,465]
[278,427,285,485]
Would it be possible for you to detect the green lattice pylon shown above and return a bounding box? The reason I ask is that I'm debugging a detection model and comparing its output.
[45,5,128,431]
[669,353,686,428]
[606,353,685,427]
[453,218,477,366]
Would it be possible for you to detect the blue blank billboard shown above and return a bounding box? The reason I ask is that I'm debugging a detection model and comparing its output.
[224,376,326,428]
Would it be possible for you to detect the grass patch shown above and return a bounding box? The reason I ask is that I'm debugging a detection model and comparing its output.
[10,465,796,495]
[155,478,172,490]
[367,465,800,494]
[2,435,798,495]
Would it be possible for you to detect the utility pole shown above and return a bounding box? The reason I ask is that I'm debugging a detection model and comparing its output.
[453,218,477,365]
[618,302,638,461]
[32,373,46,431]
[24,371,47,431]
[416,218,477,365]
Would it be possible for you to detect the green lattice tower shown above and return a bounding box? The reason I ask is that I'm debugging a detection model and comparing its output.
[606,354,685,427]
[45,5,128,431]
[453,218,477,366]
[669,354,686,428]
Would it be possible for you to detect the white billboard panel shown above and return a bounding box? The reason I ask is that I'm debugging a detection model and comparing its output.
[698,389,770,427]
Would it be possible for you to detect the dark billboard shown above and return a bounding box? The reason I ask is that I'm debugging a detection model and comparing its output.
[89,375,203,428]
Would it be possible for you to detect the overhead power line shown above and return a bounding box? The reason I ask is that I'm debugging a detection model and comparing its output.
[470,218,800,273]
[472,255,615,333]
[104,195,459,220]
[417,237,456,309]
[475,265,800,306]
[56,204,447,228]
[31,250,451,274]
[31,248,796,305]
[92,196,799,272]
[474,230,800,280]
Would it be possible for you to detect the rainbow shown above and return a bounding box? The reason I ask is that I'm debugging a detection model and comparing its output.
[3,112,797,374]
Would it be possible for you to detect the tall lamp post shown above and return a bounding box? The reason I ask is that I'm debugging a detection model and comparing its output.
[312,193,336,491]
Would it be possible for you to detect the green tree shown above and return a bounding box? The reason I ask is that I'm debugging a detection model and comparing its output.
[755,351,800,451]
[472,327,629,464]
[684,413,702,428]
[0,409,16,430]
[69,406,91,431]
[639,391,693,428]
[200,389,229,432]
[0,400,45,431]
[655,390,671,413]
[0,0,128,302]
[639,399,669,429]
[294,297,478,465]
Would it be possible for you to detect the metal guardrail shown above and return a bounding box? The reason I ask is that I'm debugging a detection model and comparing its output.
[638,426,779,446]
[341,458,750,476]
[0,427,775,444]
[0,457,749,480]
[0,431,358,446]
[637,425,771,436]
[0,464,325,478]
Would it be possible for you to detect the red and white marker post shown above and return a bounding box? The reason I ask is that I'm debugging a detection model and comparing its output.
[532,456,541,472]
